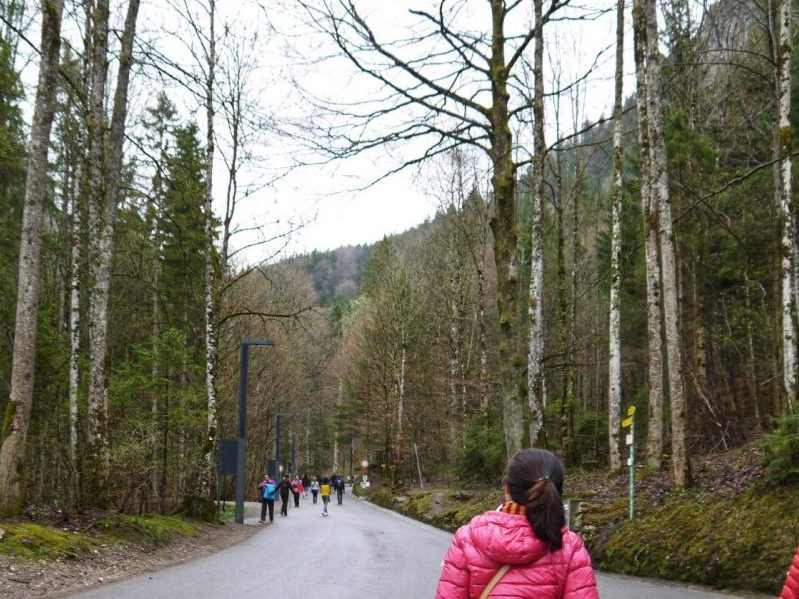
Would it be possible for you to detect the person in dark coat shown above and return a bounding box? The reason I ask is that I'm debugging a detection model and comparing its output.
[335,475,345,505]
[278,474,292,516]
[302,473,311,499]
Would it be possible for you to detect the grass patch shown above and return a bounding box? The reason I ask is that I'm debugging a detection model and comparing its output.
[94,515,197,547]
[0,523,99,559]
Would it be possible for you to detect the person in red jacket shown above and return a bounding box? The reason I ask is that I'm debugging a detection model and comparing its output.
[781,545,799,599]
[435,448,598,599]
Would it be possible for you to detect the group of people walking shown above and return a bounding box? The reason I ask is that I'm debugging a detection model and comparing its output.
[257,472,347,522]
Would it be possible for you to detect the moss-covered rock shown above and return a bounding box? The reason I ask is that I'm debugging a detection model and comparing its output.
[0,523,98,559]
[594,486,798,593]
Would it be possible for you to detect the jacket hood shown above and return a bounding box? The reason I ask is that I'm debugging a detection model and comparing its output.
[466,511,550,566]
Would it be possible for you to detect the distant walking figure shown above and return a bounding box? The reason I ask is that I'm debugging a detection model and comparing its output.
[278,474,291,516]
[334,475,345,505]
[302,473,311,499]
[780,545,799,599]
[310,477,320,504]
[320,476,332,516]
[291,474,303,508]
[435,448,598,599]
[257,474,277,523]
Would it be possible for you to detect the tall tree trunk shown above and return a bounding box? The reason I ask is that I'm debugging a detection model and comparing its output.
[555,154,570,460]
[449,234,463,450]
[608,0,625,472]
[68,161,82,498]
[644,0,690,486]
[527,0,546,448]
[149,185,161,506]
[397,329,407,453]
[202,0,219,496]
[86,0,140,500]
[488,0,524,457]
[0,0,64,514]
[744,269,761,429]
[85,0,110,500]
[477,255,490,419]
[633,0,665,471]
[777,0,796,413]
[333,380,343,471]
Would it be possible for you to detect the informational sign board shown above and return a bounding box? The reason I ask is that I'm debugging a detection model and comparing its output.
[219,438,237,476]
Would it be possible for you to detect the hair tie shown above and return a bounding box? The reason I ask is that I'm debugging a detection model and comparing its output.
[536,476,550,483]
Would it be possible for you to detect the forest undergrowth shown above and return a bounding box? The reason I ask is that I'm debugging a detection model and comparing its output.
[0,508,258,597]
[367,442,795,595]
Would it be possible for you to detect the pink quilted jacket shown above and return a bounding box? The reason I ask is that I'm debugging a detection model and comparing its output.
[781,545,799,599]
[435,510,598,599]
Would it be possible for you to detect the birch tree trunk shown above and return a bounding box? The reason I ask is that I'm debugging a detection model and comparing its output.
[85,0,110,498]
[202,0,219,496]
[633,0,665,471]
[68,163,82,479]
[0,0,64,514]
[777,0,796,413]
[644,0,691,486]
[608,0,625,472]
[527,0,546,447]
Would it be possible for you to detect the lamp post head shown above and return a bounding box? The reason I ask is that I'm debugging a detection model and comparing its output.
[242,339,274,347]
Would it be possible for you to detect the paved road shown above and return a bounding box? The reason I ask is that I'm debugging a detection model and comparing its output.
[66,495,768,598]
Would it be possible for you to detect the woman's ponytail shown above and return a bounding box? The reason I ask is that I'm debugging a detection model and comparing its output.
[505,449,566,552]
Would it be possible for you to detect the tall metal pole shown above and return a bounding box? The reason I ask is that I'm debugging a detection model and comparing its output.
[234,339,273,525]
[234,343,250,524]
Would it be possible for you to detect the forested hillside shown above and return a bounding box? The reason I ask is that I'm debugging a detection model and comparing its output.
[2,0,799,547]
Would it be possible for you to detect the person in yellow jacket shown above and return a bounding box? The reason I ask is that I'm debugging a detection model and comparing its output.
[320,476,332,517]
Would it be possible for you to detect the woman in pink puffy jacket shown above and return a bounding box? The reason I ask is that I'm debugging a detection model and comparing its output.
[781,545,799,599]
[435,448,598,599]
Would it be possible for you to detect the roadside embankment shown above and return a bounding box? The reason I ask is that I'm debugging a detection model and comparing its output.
[362,444,797,595]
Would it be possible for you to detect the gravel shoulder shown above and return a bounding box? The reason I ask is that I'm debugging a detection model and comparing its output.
[0,515,262,598]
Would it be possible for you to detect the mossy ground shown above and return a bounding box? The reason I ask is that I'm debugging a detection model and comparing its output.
[0,523,99,559]
[94,514,197,546]
[362,443,797,595]
[0,513,200,560]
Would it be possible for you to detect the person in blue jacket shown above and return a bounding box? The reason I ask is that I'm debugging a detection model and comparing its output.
[257,474,277,523]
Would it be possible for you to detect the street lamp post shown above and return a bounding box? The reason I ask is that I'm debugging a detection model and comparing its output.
[235,339,274,525]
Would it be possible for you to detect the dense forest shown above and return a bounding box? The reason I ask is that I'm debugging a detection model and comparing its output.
[2,0,799,517]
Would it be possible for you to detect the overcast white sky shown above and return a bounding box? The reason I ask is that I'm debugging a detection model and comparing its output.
[234,0,629,263]
[17,0,631,265]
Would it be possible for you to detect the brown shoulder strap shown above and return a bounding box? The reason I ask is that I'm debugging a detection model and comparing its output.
[478,564,511,599]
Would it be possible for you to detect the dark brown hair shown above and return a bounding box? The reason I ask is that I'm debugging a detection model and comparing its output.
[504,448,566,551]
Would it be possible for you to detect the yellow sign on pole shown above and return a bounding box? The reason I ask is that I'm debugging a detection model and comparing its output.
[627,406,636,416]
[621,417,633,428]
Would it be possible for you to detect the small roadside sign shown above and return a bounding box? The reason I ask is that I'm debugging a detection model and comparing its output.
[624,406,635,521]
